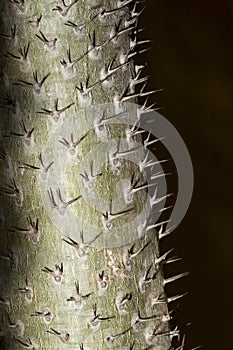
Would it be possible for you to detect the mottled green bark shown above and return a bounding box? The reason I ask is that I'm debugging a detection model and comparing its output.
[0,1,173,349]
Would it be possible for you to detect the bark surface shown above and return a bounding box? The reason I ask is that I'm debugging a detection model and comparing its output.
[0,1,173,349]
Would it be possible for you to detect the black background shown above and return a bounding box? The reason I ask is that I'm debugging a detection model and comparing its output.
[138,0,233,349]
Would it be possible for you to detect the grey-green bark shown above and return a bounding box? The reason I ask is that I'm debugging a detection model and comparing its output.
[0,1,173,349]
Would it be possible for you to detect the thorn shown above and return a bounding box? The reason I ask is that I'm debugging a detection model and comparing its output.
[80,160,102,190]
[165,255,182,264]
[100,55,129,88]
[14,337,38,349]
[7,120,34,146]
[168,334,186,350]
[125,121,147,146]
[151,293,167,308]
[116,83,156,105]
[131,179,155,195]
[119,46,152,66]
[105,327,132,346]
[67,281,92,310]
[29,14,42,29]
[123,174,156,204]
[7,313,24,335]
[130,32,152,51]
[102,200,134,230]
[150,171,171,183]
[46,328,69,343]
[19,153,53,180]
[158,223,175,240]
[35,30,57,50]
[132,310,157,332]
[63,231,101,259]
[167,292,188,304]
[37,98,74,123]
[60,47,81,79]
[116,292,132,314]
[109,20,135,46]
[97,270,109,292]
[89,303,115,330]
[163,272,189,286]
[137,217,171,239]
[153,325,180,342]
[41,263,63,283]
[137,97,158,120]
[48,188,81,215]
[139,153,168,174]
[59,132,87,156]
[5,43,30,72]
[9,216,40,244]
[76,74,112,104]
[123,240,151,269]
[87,30,112,60]
[64,13,98,36]
[109,138,140,171]
[30,310,53,324]
[144,132,165,149]
[0,178,23,206]
[52,0,79,17]
[154,248,174,267]
[139,264,158,293]
[149,186,173,208]
[125,2,145,27]
[98,1,133,21]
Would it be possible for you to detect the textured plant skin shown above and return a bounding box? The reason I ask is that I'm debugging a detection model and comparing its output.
[0,1,185,349]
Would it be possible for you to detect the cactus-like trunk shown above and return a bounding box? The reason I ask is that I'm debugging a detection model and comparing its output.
[0,1,176,349]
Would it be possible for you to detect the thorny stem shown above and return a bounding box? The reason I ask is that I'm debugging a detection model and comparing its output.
[0,1,192,349]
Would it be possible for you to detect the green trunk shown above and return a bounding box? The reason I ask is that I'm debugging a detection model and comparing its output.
[0,1,175,349]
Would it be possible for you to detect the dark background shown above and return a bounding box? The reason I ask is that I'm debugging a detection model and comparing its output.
[138,0,233,349]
